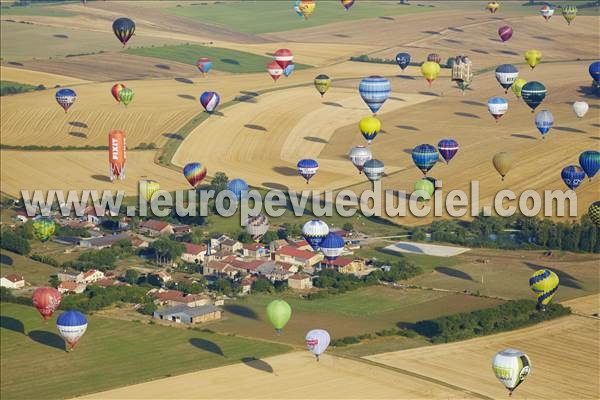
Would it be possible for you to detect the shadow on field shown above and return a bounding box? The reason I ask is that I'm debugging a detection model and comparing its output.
[576,86,599,98]
[7,61,24,66]
[29,330,65,351]
[304,136,328,144]
[418,91,440,97]
[244,124,267,132]
[396,125,419,131]
[163,133,183,140]
[208,111,225,117]
[470,49,489,54]
[241,357,274,374]
[175,77,194,84]
[444,38,462,44]
[448,27,464,32]
[533,36,554,41]
[511,133,537,140]
[273,166,298,176]
[498,50,519,56]
[380,16,395,21]
[0,253,14,265]
[53,34,68,39]
[223,304,260,320]
[422,30,440,35]
[69,131,87,138]
[454,112,480,119]
[523,263,582,289]
[591,123,600,128]
[189,338,224,356]
[323,101,343,108]
[0,316,24,334]
[389,96,406,102]
[461,100,485,107]
[263,182,289,191]
[554,126,586,133]
[402,148,413,154]
[221,58,240,65]
[590,136,600,141]
[69,121,88,129]
[435,267,474,281]
[396,75,416,80]
[334,33,350,38]
[489,38,503,43]
[91,174,111,182]
[155,64,171,70]
[178,94,196,100]
[236,92,259,103]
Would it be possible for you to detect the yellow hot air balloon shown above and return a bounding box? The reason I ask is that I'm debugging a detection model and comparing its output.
[486,1,499,14]
[314,74,331,97]
[524,50,542,69]
[511,78,527,99]
[529,269,559,310]
[358,116,381,144]
[142,179,160,202]
[561,5,577,25]
[421,61,440,86]
[493,152,512,180]
[298,0,316,19]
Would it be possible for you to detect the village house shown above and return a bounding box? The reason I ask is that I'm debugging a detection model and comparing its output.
[273,246,323,268]
[220,238,243,254]
[138,220,174,237]
[319,257,368,275]
[57,271,85,283]
[78,233,130,249]
[287,273,313,290]
[58,281,87,294]
[239,276,257,295]
[228,259,268,275]
[129,237,149,249]
[172,224,192,237]
[289,239,313,251]
[14,210,30,223]
[0,274,25,289]
[256,261,297,282]
[269,239,289,252]
[152,271,172,284]
[153,304,221,325]
[81,269,105,284]
[181,243,209,264]
[242,242,268,259]
[148,289,211,307]
[94,278,128,288]
[203,261,238,279]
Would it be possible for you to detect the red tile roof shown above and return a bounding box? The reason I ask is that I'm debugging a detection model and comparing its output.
[277,246,316,261]
[82,269,100,279]
[3,274,24,283]
[95,278,117,287]
[292,240,310,248]
[183,243,207,255]
[139,220,171,232]
[323,257,353,267]
[229,259,267,272]
[243,243,264,251]
[288,273,311,281]
[151,290,185,302]
[58,281,83,291]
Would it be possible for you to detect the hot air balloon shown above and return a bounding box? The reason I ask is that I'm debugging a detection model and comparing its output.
[108,130,126,181]
[487,97,508,121]
[561,5,577,25]
[588,201,600,226]
[266,300,292,333]
[283,63,295,77]
[200,91,220,113]
[396,52,411,71]
[183,162,207,188]
[493,152,512,180]
[142,180,161,202]
[534,110,553,138]
[32,217,55,242]
[524,49,542,69]
[302,219,329,251]
[572,101,589,118]
[244,214,269,241]
[320,232,344,261]
[486,1,499,13]
[196,58,212,75]
[498,25,513,42]
[529,269,559,310]
[495,64,518,93]
[414,179,434,201]
[111,83,125,102]
[421,61,440,86]
[492,349,531,395]
[274,48,293,70]
[590,61,600,84]
[561,165,585,190]
[297,0,316,19]
[314,74,331,97]
[349,146,372,174]
[227,178,249,199]
[306,329,330,361]
[451,55,473,94]
[363,159,385,184]
[32,287,61,320]
[55,88,76,113]
[267,60,283,82]
[412,144,438,175]
[359,116,381,144]
[579,151,600,181]
[112,17,135,47]
[540,5,554,21]
[297,159,319,183]
[57,310,88,350]
[341,0,355,10]
[511,78,527,99]
[438,139,459,163]
[426,53,441,65]
[521,81,546,112]
[119,87,134,107]
[359,76,391,115]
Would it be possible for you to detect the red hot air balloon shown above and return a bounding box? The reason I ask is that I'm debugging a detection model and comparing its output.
[267,60,283,82]
[32,287,62,320]
[498,25,513,42]
[111,83,125,102]
[274,48,293,70]
[108,130,126,181]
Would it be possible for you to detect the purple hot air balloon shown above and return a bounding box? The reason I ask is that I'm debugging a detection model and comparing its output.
[437,139,459,164]
[498,25,513,42]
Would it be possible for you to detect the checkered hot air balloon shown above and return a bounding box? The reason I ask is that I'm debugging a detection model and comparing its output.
[412,144,439,175]
[588,201,600,226]
[32,217,56,242]
[363,159,385,183]
[348,146,372,173]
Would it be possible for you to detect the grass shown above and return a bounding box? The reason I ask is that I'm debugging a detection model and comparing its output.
[0,80,40,96]
[0,302,291,400]
[0,4,74,17]
[0,250,56,287]
[125,43,312,74]
[166,0,434,34]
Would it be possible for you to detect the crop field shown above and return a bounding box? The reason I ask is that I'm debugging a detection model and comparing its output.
[0,66,88,87]
[0,303,291,400]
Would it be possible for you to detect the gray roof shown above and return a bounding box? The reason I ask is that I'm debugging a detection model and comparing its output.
[156,304,220,318]
[82,233,129,247]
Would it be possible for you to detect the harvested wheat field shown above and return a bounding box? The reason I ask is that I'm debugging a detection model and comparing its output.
[0,65,88,86]
[367,295,600,400]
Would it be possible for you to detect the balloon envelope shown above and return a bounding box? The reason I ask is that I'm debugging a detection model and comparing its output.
[57,310,88,349]
[274,48,293,70]
[488,97,508,120]
[244,214,269,240]
[493,152,512,180]
[498,25,513,42]
[437,139,459,163]
[589,61,600,84]
[197,58,212,74]
[266,300,292,332]
[540,5,554,21]
[358,76,391,114]
[572,101,589,118]
[521,81,546,112]
[200,91,220,113]
[412,144,438,175]
[183,162,207,188]
[579,151,600,180]
[283,63,295,77]
[396,52,411,70]
[302,220,329,251]
[349,146,372,173]
[55,88,76,112]
[524,49,542,69]
[297,0,316,19]
[561,165,585,190]
[314,74,331,97]
[111,83,125,102]
[320,232,344,261]
[534,110,553,137]
[297,159,319,183]
[341,0,355,10]
[414,179,434,200]
[588,201,600,226]
[32,287,61,320]
[112,17,135,46]
[511,78,527,98]
[492,349,531,394]
[32,217,55,241]
[561,5,577,24]
[363,159,385,182]
[227,178,248,199]
[495,64,518,92]
[359,116,381,144]
[306,329,330,360]
[119,87,134,107]
[529,269,559,309]
[421,61,440,85]
[143,180,160,202]
[267,60,283,82]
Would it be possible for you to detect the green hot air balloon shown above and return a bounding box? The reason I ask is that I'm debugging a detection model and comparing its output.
[32,217,56,242]
[414,179,435,201]
[119,87,134,107]
[266,299,292,333]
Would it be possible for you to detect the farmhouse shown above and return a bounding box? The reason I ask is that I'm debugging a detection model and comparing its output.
[58,281,87,294]
[220,238,243,254]
[287,273,313,290]
[57,271,84,283]
[153,304,221,325]
[273,246,322,267]
[242,242,268,258]
[0,274,25,289]
[228,259,268,275]
[319,257,368,275]
[78,233,130,249]
[203,261,238,278]
[81,269,105,284]
[181,243,208,264]
[172,224,192,236]
[149,289,211,307]
[138,220,174,237]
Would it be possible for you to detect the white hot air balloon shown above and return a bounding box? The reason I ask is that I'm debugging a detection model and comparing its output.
[302,220,329,251]
[348,146,372,174]
[56,310,88,350]
[306,329,331,361]
[572,101,589,118]
[243,214,269,241]
[492,349,532,395]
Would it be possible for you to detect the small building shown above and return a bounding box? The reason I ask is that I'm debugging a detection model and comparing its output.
[81,269,105,284]
[0,274,25,289]
[152,271,172,284]
[172,224,192,236]
[287,273,313,290]
[58,281,87,294]
[78,233,130,249]
[181,243,208,264]
[220,238,243,254]
[138,220,174,237]
[203,261,238,279]
[242,243,268,259]
[289,239,312,251]
[57,271,85,283]
[153,304,222,325]
[228,259,268,275]
[269,239,289,252]
[149,289,211,307]
[14,210,30,223]
[273,246,323,268]
[319,257,367,275]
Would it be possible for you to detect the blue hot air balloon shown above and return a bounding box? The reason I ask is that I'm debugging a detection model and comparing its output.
[283,63,295,77]
[495,64,519,93]
[302,220,329,251]
[412,144,439,175]
[55,88,76,113]
[579,151,600,181]
[227,178,249,200]
[437,139,459,164]
[534,110,554,138]
[297,159,319,183]
[358,76,391,115]
[561,165,586,190]
[320,232,345,261]
[396,52,411,71]
[521,81,546,112]
[200,91,220,113]
[56,310,88,350]
[589,61,600,84]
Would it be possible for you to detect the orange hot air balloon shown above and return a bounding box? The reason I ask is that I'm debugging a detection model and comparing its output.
[111,83,125,102]
[108,130,126,181]
[32,287,62,320]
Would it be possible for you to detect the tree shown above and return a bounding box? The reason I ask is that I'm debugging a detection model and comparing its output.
[48,275,59,288]
[261,231,279,245]
[150,236,185,265]
[252,278,275,293]
[342,222,354,232]
[237,231,253,244]
[124,269,140,284]
[209,172,229,194]
[0,229,31,255]
[214,278,233,296]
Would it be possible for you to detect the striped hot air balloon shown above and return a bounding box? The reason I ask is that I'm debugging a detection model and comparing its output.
[498,25,513,42]
[427,53,442,65]
[492,349,531,395]
[579,151,600,181]
[529,269,559,310]
[297,159,319,183]
[112,17,135,47]
[358,76,391,115]
[267,61,283,82]
[437,139,459,163]
[363,159,385,183]
[540,5,554,21]
[561,5,577,25]
[142,179,161,202]
[302,220,329,251]
[274,49,293,70]
[199,91,220,113]
[521,81,546,112]
[495,64,519,93]
[488,97,508,121]
[55,88,76,112]
[534,110,553,138]
[183,162,207,188]
[314,74,331,97]
[412,144,439,175]
[119,87,134,107]
[341,0,355,10]
[320,232,345,261]
[57,310,88,350]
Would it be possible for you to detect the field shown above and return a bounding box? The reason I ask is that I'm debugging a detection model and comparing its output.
[0,303,291,400]
[384,241,471,257]
[0,250,56,287]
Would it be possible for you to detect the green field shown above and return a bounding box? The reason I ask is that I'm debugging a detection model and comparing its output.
[0,80,40,96]
[125,43,312,74]
[0,250,56,287]
[0,4,74,17]
[166,0,434,34]
[0,303,291,400]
